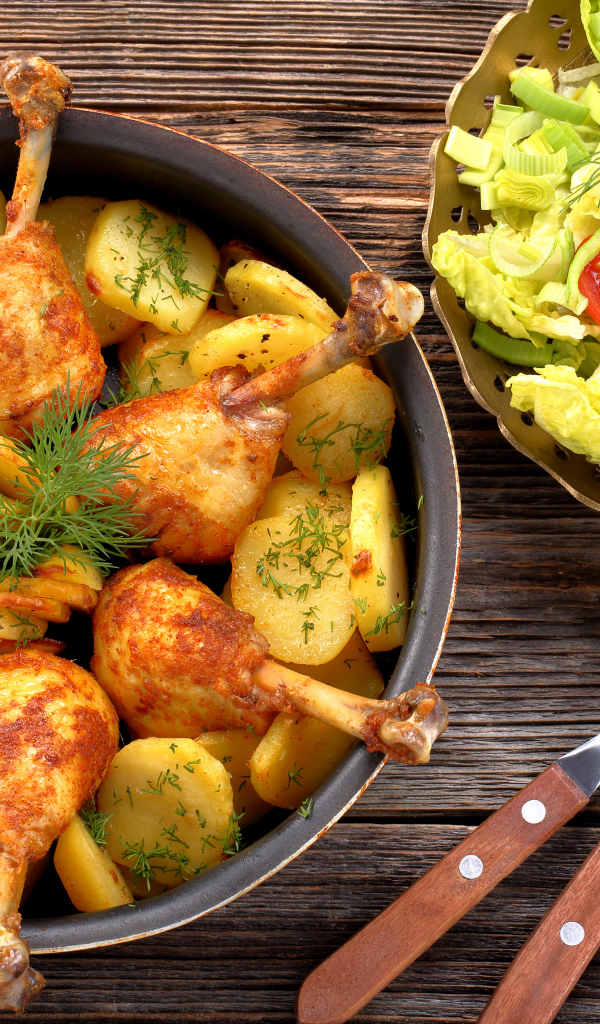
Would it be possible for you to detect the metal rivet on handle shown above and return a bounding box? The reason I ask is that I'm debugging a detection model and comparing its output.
[521,799,546,824]
[459,855,483,879]
[560,922,585,946]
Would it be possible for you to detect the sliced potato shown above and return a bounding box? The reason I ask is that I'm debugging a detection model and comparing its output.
[118,309,236,397]
[282,363,395,486]
[225,260,337,332]
[0,574,95,614]
[97,738,235,889]
[0,607,47,643]
[231,513,354,665]
[0,438,32,500]
[250,632,384,809]
[282,627,384,696]
[33,545,104,592]
[189,313,327,383]
[54,813,133,912]
[350,465,411,652]
[255,470,352,526]
[38,196,140,346]
[196,729,273,826]
[85,200,219,334]
[216,240,276,315]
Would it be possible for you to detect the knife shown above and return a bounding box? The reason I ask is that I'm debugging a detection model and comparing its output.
[296,732,600,1024]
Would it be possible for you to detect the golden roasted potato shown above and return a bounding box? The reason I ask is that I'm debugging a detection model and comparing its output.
[350,465,411,651]
[118,309,236,397]
[38,196,140,346]
[282,363,395,486]
[85,200,219,334]
[231,512,354,665]
[250,631,385,809]
[224,260,338,332]
[54,813,133,912]
[33,544,104,593]
[189,313,327,383]
[196,729,273,826]
[97,737,235,889]
[216,240,275,315]
[0,607,47,643]
[0,437,33,500]
[255,470,352,526]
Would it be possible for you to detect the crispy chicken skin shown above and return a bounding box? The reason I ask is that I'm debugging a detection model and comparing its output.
[0,648,118,1011]
[91,558,274,738]
[0,222,105,438]
[88,366,289,564]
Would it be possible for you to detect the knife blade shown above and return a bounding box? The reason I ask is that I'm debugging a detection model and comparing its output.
[296,732,600,1024]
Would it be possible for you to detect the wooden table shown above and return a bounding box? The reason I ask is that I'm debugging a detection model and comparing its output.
[4,1,600,1020]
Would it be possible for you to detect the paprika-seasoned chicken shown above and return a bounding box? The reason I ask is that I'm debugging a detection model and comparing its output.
[0,53,105,439]
[92,559,448,764]
[89,270,423,563]
[0,649,118,1012]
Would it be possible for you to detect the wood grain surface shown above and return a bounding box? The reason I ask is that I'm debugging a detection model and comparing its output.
[3,0,600,1021]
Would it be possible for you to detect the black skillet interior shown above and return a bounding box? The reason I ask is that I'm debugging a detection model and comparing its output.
[0,106,460,949]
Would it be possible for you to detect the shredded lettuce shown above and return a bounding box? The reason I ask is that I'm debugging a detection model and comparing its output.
[582,0,600,64]
[507,363,600,460]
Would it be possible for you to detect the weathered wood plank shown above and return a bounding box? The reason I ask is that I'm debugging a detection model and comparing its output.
[20,824,600,1022]
[0,1,527,110]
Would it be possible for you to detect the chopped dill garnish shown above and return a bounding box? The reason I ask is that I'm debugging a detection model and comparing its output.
[287,764,304,789]
[81,809,111,848]
[0,382,149,583]
[296,797,313,819]
[296,415,392,491]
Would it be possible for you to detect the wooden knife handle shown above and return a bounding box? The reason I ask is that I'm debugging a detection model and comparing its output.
[296,763,588,1024]
[477,838,600,1024]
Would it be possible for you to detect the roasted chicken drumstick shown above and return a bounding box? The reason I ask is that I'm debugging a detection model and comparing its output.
[89,271,423,563]
[0,53,104,438]
[0,649,118,1012]
[91,559,448,764]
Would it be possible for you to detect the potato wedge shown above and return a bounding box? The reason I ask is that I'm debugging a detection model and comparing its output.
[119,309,236,397]
[250,632,384,809]
[196,729,272,826]
[350,465,411,651]
[54,813,133,912]
[231,513,354,664]
[38,196,140,346]
[85,200,219,334]
[0,438,33,501]
[225,260,337,332]
[189,313,327,383]
[255,470,352,526]
[216,240,276,315]
[282,363,395,486]
[97,738,235,889]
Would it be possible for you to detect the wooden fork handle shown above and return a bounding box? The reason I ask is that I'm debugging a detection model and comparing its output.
[296,763,588,1024]
[477,838,600,1024]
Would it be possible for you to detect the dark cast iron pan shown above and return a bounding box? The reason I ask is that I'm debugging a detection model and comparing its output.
[0,106,461,953]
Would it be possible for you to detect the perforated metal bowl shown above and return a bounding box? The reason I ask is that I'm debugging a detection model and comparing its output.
[423,0,600,509]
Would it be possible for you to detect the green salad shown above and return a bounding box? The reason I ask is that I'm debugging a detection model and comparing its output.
[432,16,600,463]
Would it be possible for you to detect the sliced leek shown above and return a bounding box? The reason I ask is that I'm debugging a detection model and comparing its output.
[503,112,568,176]
[488,224,556,278]
[445,125,492,170]
[494,168,554,211]
[510,70,590,125]
[534,280,587,316]
[458,104,522,187]
[540,119,588,171]
[565,226,600,310]
[473,320,554,367]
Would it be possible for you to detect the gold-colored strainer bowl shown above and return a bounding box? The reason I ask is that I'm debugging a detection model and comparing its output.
[423,0,600,509]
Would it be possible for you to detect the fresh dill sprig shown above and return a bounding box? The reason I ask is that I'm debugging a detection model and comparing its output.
[0,607,42,647]
[564,153,600,207]
[364,600,413,638]
[296,797,313,819]
[81,809,112,848]
[0,382,149,583]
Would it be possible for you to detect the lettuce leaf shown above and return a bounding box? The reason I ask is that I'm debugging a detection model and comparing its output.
[565,162,600,247]
[582,0,600,63]
[507,363,600,460]
[431,233,529,338]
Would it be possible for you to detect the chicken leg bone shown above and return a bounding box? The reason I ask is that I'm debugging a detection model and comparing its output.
[0,857,43,1012]
[252,662,447,764]
[222,271,424,411]
[1,53,72,234]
